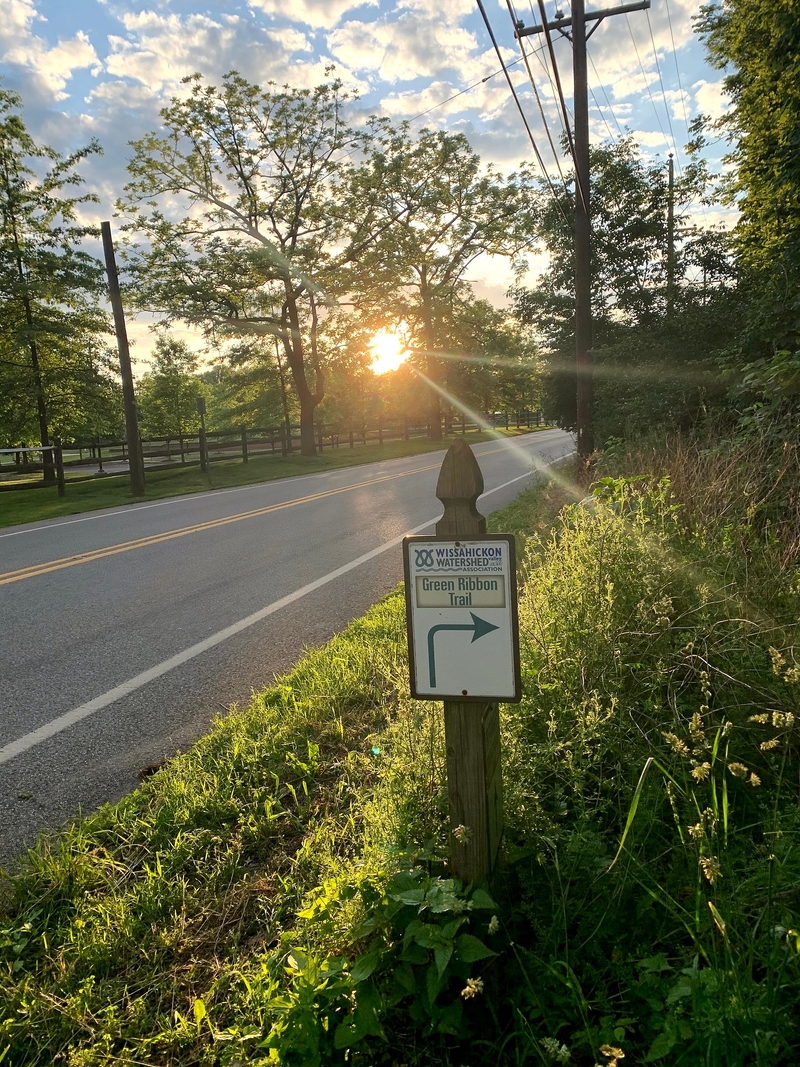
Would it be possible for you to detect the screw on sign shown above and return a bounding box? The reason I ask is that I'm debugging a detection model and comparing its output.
[403,438,521,882]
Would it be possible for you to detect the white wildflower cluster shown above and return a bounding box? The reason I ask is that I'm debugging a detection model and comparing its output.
[541,1036,571,1063]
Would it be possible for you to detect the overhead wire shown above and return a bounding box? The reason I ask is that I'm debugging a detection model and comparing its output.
[664,0,692,146]
[535,0,580,182]
[645,7,681,170]
[475,0,571,226]
[625,13,670,149]
[587,49,624,138]
[505,0,570,194]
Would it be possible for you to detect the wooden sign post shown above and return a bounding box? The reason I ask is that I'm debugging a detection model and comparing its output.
[403,439,521,882]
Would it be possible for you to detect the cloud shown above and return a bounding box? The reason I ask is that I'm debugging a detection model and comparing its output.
[693,77,730,120]
[247,0,379,31]
[327,5,478,83]
[0,0,100,101]
[104,10,338,94]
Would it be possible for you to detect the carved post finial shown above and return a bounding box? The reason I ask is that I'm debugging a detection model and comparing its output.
[435,438,486,537]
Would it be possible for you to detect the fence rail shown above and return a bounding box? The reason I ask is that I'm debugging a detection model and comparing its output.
[0,410,542,492]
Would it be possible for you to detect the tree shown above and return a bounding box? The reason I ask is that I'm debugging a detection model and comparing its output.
[119,73,390,456]
[340,125,540,437]
[137,335,202,439]
[698,1,800,348]
[511,137,738,441]
[0,90,108,474]
[205,337,293,432]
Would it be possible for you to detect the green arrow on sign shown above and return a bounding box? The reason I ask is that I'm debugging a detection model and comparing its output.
[427,612,499,687]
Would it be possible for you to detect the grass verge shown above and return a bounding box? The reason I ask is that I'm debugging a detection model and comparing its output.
[2,450,799,1066]
[0,429,541,530]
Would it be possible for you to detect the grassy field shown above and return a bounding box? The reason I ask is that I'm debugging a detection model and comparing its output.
[0,428,540,530]
[1,444,799,1066]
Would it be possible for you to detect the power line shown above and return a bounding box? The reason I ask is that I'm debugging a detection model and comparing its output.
[589,83,616,143]
[524,1,574,143]
[536,0,581,190]
[587,49,624,138]
[406,54,527,125]
[506,0,570,192]
[664,0,691,146]
[476,0,570,225]
[645,7,680,170]
[625,13,670,149]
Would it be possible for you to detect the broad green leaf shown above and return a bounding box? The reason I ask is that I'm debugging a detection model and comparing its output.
[645,1031,677,1061]
[470,888,497,910]
[350,949,381,984]
[426,961,443,1006]
[434,943,453,977]
[455,933,498,963]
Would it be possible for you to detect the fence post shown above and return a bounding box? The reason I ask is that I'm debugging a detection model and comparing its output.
[241,430,248,464]
[378,424,383,445]
[317,423,323,452]
[54,440,65,498]
[403,416,409,441]
[97,440,104,475]
[349,429,354,449]
[435,440,503,882]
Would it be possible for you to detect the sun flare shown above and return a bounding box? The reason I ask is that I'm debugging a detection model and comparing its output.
[368,327,410,375]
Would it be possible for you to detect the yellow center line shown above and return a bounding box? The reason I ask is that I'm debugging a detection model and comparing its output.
[0,440,522,588]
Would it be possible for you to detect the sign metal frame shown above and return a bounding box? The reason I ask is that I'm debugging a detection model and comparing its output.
[402,533,522,703]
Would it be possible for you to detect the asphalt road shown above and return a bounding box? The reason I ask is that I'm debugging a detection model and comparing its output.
[0,430,573,865]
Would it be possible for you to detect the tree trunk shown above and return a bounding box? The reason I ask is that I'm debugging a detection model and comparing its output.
[274,339,293,453]
[421,277,441,440]
[299,401,316,458]
[283,288,323,457]
[29,338,55,485]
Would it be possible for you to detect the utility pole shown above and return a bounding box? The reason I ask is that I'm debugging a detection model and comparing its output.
[516,0,650,462]
[667,153,675,319]
[101,221,145,496]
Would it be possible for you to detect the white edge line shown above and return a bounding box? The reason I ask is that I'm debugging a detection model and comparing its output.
[0,460,555,765]
[0,430,565,540]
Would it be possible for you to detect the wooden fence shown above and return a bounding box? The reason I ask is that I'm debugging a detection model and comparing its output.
[0,410,543,489]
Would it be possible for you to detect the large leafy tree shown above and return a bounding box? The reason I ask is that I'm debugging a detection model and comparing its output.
[137,335,202,438]
[698,0,800,347]
[341,125,539,437]
[511,137,738,441]
[697,2,800,430]
[0,90,109,470]
[119,73,390,456]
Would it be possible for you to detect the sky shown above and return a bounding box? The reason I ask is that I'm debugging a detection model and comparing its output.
[0,0,730,366]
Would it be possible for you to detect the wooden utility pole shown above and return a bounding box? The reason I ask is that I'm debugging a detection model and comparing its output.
[667,153,675,319]
[435,440,503,881]
[516,0,650,461]
[101,222,145,496]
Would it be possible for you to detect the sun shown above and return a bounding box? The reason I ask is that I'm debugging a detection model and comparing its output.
[368,327,410,375]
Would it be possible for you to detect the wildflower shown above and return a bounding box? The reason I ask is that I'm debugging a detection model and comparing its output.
[691,761,711,782]
[761,739,780,751]
[541,1036,571,1063]
[598,1046,625,1067]
[689,712,707,743]
[784,666,800,684]
[453,824,472,845]
[461,977,484,999]
[749,773,761,787]
[749,714,769,724]
[488,915,500,935]
[662,732,689,756]
[700,855,722,884]
[688,823,705,840]
[769,647,786,675]
[773,711,795,728]
[727,762,748,779]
